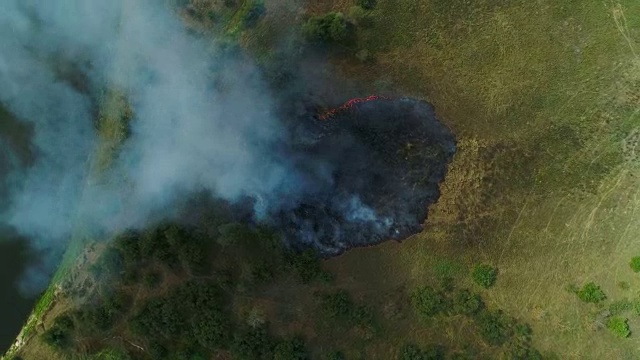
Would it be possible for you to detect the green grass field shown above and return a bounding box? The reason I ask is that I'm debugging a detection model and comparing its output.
[305,0,640,358]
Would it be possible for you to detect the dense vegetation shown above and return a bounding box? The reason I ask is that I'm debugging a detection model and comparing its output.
[302,12,350,43]
[576,282,607,304]
[26,196,542,359]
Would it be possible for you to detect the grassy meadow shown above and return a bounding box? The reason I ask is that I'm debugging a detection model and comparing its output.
[295,0,640,358]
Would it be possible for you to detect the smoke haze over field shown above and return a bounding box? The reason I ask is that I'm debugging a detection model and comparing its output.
[0,0,454,292]
[0,0,291,291]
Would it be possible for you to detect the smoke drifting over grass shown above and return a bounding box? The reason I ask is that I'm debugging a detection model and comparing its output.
[0,0,289,291]
[0,0,454,291]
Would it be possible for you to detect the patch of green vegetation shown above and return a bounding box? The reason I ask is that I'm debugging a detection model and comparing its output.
[451,289,484,315]
[411,286,446,318]
[273,337,309,360]
[225,0,262,36]
[607,316,631,338]
[40,314,74,351]
[287,249,334,284]
[577,282,607,304]
[471,264,497,289]
[317,289,376,331]
[474,309,514,346]
[609,299,634,316]
[324,350,345,360]
[302,12,350,43]
[356,0,377,10]
[630,256,640,273]
[398,343,444,360]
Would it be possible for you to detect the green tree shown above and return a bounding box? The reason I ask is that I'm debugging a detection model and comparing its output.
[302,12,349,43]
[287,249,331,283]
[398,344,444,360]
[273,337,309,360]
[231,325,275,360]
[320,289,355,321]
[577,282,606,304]
[325,351,345,360]
[399,344,423,360]
[607,316,631,338]
[411,286,446,318]
[472,264,497,288]
[475,310,513,346]
[452,290,484,315]
[41,315,75,350]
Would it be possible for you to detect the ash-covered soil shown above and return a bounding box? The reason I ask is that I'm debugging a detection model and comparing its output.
[273,97,456,255]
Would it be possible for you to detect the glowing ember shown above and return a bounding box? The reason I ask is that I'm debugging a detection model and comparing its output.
[318,95,390,120]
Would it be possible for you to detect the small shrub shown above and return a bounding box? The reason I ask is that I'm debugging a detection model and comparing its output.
[507,343,543,360]
[287,249,326,284]
[356,0,377,10]
[273,337,309,360]
[607,316,631,338]
[325,351,345,360]
[475,310,513,346]
[452,290,484,315]
[302,12,349,43]
[630,256,640,272]
[411,286,446,318]
[41,315,75,350]
[318,290,375,329]
[398,344,423,360]
[472,264,497,288]
[319,290,355,321]
[514,323,533,341]
[398,344,444,360]
[577,282,606,304]
[231,325,275,360]
[348,6,373,27]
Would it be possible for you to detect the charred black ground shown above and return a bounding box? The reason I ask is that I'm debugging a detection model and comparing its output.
[272,97,456,255]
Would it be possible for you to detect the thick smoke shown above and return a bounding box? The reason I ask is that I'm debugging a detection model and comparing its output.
[0,0,454,292]
[0,0,291,291]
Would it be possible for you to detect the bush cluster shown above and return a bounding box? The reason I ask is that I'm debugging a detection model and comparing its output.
[577,282,606,304]
[318,289,375,329]
[471,264,498,288]
[302,12,349,43]
[398,343,444,360]
[41,314,75,350]
[607,316,631,338]
[630,256,640,272]
[287,249,334,284]
[356,0,377,10]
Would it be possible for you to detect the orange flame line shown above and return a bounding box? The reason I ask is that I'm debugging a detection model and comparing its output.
[318,95,390,121]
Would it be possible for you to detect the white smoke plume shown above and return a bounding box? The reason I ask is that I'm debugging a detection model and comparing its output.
[0,0,297,292]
